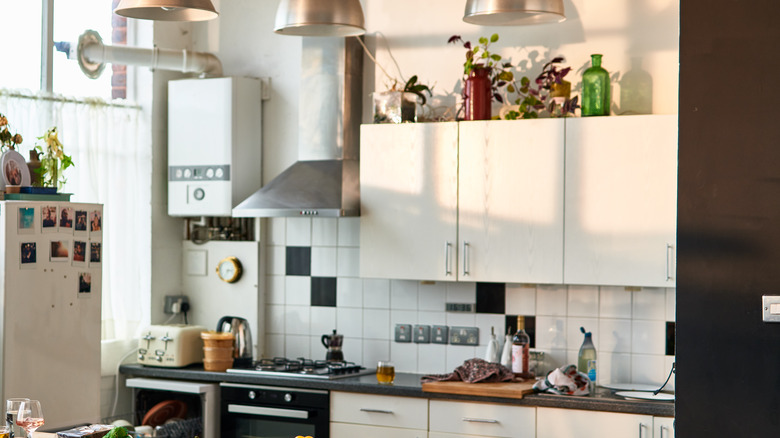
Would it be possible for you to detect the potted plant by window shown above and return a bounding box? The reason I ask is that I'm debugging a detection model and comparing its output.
[34,127,74,190]
[448,34,514,120]
[502,56,580,120]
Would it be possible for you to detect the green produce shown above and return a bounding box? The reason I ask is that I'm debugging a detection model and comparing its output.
[104,426,128,438]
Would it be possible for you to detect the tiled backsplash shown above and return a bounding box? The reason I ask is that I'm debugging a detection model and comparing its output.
[264,217,675,390]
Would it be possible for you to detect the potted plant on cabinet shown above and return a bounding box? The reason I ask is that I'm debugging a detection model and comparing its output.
[373,75,433,123]
[502,56,579,120]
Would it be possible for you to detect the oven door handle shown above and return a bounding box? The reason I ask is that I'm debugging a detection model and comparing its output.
[228,404,310,419]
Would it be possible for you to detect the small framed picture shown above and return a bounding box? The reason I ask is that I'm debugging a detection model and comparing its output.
[74,210,88,234]
[72,240,86,266]
[78,272,92,296]
[20,242,36,268]
[90,211,102,234]
[59,207,74,231]
[18,207,35,234]
[50,240,69,261]
[90,242,102,267]
[41,205,57,233]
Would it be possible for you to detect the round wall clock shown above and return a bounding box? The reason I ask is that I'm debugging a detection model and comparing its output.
[216,256,242,283]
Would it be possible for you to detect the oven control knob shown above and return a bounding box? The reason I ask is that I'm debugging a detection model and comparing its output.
[248,391,256,400]
[284,393,293,403]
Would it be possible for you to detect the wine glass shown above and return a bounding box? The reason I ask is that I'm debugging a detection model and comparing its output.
[5,399,29,438]
[15,401,43,438]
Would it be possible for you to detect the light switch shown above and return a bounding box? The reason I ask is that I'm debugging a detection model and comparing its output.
[762,296,780,322]
[395,324,413,342]
[414,325,431,343]
[432,325,449,344]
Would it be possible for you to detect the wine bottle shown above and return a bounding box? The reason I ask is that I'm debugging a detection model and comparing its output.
[511,316,530,376]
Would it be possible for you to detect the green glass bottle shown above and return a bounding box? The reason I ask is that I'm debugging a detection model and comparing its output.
[581,54,611,116]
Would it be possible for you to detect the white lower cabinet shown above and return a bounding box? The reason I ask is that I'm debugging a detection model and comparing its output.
[537,407,653,438]
[330,392,428,438]
[428,400,535,438]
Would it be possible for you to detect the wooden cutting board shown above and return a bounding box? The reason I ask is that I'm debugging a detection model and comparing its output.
[421,380,536,399]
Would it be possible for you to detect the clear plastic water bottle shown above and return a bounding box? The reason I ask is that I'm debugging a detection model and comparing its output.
[578,327,597,394]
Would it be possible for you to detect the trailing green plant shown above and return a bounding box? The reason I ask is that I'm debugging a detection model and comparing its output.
[448,33,514,104]
[507,56,580,119]
[388,75,432,105]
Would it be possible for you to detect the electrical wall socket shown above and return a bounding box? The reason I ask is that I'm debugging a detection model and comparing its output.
[413,325,431,343]
[164,295,189,314]
[449,326,479,345]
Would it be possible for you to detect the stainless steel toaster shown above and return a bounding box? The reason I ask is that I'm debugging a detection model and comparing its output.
[137,324,206,367]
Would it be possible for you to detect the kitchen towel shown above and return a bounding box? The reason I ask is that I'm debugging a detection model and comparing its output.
[420,358,516,383]
[533,364,591,396]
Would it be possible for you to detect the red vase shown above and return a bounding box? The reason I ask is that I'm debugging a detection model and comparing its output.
[464,67,492,120]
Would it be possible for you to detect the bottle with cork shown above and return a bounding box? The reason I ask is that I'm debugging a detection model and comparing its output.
[511,316,531,378]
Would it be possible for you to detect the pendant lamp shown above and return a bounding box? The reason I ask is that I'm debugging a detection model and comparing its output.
[463,0,565,26]
[275,0,366,37]
[114,0,218,21]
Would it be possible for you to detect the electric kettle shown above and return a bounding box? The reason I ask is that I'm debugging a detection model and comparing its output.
[217,316,253,367]
[321,329,344,362]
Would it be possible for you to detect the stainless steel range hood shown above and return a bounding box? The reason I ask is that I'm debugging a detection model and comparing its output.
[232,37,363,217]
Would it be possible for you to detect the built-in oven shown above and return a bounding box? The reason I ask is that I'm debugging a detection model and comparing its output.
[220,383,329,438]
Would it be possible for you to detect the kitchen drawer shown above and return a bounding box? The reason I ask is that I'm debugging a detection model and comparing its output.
[429,400,535,438]
[331,391,428,430]
[331,422,428,438]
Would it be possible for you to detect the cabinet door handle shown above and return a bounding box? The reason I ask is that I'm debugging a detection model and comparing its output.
[360,408,393,414]
[660,425,667,438]
[638,422,647,438]
[444,242,453,276]
[462,417,498,424]
[463,241,470,277]
[666,243,675,281]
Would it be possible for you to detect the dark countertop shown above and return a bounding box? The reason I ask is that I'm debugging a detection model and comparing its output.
[119,364,674,417]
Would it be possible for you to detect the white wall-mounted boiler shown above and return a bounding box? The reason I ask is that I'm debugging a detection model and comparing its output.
[168,77,262,216]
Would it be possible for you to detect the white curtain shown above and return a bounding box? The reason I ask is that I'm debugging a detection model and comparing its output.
[0,89,152,340]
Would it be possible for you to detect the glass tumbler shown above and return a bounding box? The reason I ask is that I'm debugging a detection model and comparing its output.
[376,361,395,385]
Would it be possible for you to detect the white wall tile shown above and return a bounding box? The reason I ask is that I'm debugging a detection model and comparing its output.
[446,312,476,327]
[598,318,632,354]
[363,339,390,365]
[390,310,418,332]
[417,311,446,326]
[363,278,390,308]
[265,334,285,358]
[419,282,447,311]
[600,286,632,318]
[505,284,536,315]
[284,305,310,336]
[535,316,567,350]
[632,288,666,320]
[631,354,666,385]
[311,246,337,277]
[391,342,418,373]
[267,218,286,245]
[666,288,676,321]
[631,320,666,355]
[567,285,599,317]
[418,344,447,374]
[266,304,285,334]
[599,353,632,385]
[475,314,506,347]
[266,274,285,305]
[567,317,599,352]
[344,337,363,364]
[286,217,311,246]
[446,345,476,371]
[285,335,310,358]
[537,285,567,316]
[310,336,328,361]
[544,349,569,371]
[310,307,336,336]
[267,245,285,275]
[285,276,311,306]
[446,282,476,303]
[338,217,360,247]
[337,247,360,277]
[312,218,338,246]
[391,280,419,310]
[337,277,363,308]
[337,307,363,338]
[363,309,390,339]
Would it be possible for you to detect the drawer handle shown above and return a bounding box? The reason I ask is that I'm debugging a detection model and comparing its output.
[462,417,499,424]
[360,408,393,414]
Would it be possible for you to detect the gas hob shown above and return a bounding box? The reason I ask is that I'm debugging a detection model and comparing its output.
[226,357,375,380]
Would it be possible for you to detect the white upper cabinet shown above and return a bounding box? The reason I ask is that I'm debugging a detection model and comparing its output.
[564,114,678,287]
[360,123,459,281]
[458,120,564,283]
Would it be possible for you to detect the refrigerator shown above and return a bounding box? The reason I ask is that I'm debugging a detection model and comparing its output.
[0,201,102,430]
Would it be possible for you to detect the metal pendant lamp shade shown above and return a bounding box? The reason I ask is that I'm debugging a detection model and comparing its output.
[114,0,218,21]
[463,0,565,25]
[275,0,366,37]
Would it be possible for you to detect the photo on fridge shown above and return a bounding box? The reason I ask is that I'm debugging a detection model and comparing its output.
[20,242,36,268]
[72,240,86,266]
[59,207,74,231]
[74,210,88,234]
[18,207,35,234]
[78,272,92,295]
[42,205,57,232]
[50,240,70,261]
[90,242,102,267]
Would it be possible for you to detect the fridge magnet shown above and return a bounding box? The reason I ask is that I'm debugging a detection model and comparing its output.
[74,210,88,234]
[72,240,86,266]
[1,149,31,188]
[90,242,102,267]
[90,210,102,234]
[50,240,69,261]
[59,207,73,231]
[20,242,36,268]
[18,207,35,234]
[41,205,57,232]
[78,272,92,295]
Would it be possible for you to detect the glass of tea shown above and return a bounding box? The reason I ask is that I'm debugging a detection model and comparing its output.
[376,360,395,384]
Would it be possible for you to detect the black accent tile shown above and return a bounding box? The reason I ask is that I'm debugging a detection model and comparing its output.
[311,277,337,307]
[286,246,311,276]
[476,282,506,314]
[504,315,536,349]
[666,321,676,356]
